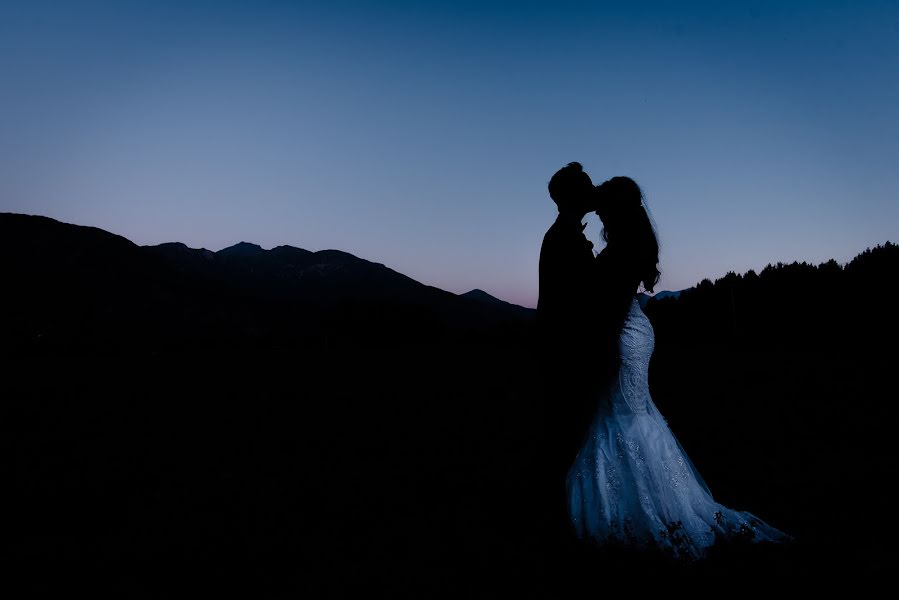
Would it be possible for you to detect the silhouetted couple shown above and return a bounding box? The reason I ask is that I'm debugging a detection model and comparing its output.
[536,162,789,561]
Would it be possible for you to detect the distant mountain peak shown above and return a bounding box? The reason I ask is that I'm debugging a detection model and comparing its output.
[145,241,216,261]
[312,249,364,265]
[637,289,684,308]
[217,241,264,257]
[461,289,535,315]
[652,290,683,300]
[271,244,311,253]
[461,289,504,304]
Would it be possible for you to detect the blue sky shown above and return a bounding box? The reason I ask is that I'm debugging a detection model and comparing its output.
[1,1,897,307]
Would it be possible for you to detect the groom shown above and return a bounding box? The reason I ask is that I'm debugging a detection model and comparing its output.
[536,161,600,548]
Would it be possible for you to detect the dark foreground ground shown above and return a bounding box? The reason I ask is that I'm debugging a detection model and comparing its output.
[5,336,896,595]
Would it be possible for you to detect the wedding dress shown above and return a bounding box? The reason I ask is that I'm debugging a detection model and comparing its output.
[566,295,788,559]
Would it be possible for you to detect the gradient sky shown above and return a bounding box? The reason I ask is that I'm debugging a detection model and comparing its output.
[2,1,897,307]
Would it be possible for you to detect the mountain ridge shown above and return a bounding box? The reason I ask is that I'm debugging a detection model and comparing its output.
[0,212,534,352]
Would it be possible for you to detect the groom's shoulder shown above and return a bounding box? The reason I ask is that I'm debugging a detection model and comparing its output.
[544,215,584,239]
[541,219,562,244]
[541,222,572,255]
[543,219,560,238]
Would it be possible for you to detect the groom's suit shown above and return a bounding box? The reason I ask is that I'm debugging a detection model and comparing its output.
[536,212,598,541]
[537,213,595,349]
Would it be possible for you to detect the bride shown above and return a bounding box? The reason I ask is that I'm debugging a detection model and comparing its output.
[567,176,789,559]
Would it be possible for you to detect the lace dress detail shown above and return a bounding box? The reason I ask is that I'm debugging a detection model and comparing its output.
[566,296,789,559]
[612,298,654,415]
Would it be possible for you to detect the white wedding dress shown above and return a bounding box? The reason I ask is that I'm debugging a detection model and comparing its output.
[566,296,788,559]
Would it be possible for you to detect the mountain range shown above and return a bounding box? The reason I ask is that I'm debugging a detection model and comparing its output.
[0,213,535,353]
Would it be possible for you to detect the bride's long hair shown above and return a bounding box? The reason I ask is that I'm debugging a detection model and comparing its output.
[592,176,661,391]
[596,176,660,293]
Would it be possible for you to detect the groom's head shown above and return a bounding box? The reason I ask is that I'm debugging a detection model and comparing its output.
[548,162,593,214]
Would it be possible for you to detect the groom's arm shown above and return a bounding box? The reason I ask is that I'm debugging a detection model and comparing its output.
[593,248,638,327]
[590,248,640,381]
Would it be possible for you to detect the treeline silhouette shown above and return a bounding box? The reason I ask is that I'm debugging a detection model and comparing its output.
[644,241,898,350]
